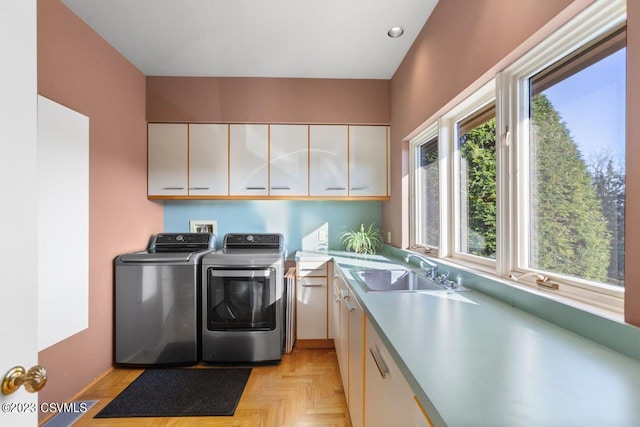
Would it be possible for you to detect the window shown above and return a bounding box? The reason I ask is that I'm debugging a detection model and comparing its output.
[526,25,626,288]
[412,123,439,251]
[410,0,626,312]
[456,104,496,260]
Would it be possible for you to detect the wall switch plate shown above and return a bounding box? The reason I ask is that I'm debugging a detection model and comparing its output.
[318,230,327,242]
[387,231,391,243]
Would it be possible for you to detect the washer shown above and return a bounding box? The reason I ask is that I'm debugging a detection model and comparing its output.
[201,233,286,363]
[114,233,216,366]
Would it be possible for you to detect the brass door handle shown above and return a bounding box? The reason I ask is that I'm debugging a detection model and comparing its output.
[2,365,47,395]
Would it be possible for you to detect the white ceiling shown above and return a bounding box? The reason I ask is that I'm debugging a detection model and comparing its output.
[60,0,438,79]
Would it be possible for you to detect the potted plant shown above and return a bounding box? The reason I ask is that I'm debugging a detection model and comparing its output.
[340,223,383,255]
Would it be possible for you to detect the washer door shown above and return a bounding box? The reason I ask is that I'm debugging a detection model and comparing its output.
[206,267,276,331]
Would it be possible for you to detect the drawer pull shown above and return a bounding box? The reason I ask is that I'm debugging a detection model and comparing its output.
[344,297,356,312]
[189,187,210,190]
[333,283,342,303]
[162,187,185,190]
[369,345,389,379]
[301,283,324,288]
[325,187,346,191]
[350,187,370,191]
[271,186,291,190]
[246,186,266,190]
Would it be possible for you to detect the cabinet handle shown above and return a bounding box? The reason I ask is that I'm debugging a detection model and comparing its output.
[271,186,291,190]
[369,345,389,379]
[189,187,210,190]
[344,297,356,312]
[246,186,266,190]
[325,187,346,191]
[162,187,185,190]
[333,283,342,303]
[301,283,324,287]
[350,187,370,191]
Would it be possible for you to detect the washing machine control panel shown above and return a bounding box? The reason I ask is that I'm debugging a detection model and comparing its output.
[223,233,283,249]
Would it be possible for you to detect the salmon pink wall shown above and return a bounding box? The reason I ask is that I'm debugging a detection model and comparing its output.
[147,76,390,124]
[385,0,578,250]
[37,0,163,416]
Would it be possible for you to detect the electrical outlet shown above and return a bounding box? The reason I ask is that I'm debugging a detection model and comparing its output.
[318,230,327,242]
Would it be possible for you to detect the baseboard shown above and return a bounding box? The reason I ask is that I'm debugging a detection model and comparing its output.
[38,366,114,426]
[294,339,335,349]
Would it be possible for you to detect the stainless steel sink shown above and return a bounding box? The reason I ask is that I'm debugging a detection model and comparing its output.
[353,269,448,292]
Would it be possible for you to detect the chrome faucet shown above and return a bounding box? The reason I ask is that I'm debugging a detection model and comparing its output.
[404,253,439,280]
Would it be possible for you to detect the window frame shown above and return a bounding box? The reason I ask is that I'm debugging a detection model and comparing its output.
[409,0,627,314]
[409,121,441,257]
[501,0,626,312]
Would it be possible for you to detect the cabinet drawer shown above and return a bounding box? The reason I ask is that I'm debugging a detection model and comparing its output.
[297,277,327,288]
[297,261,327,277]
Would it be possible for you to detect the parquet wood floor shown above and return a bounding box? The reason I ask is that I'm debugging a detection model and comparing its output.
[67,348,352,427]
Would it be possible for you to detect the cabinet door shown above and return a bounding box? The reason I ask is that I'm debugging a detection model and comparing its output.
[148,123,188,196]
[334,273,350,399]
[270,124,308,196]
[349,125,388,197]
[297,260,328,277]
[347,294,365,427]
[365,317,415,427]
[296,276,327,339]
[189,124,228,196]
[309,125,348,196]
[331,275,342,353]
[229,124,269,196]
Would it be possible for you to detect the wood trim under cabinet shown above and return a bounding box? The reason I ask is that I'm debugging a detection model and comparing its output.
[148,195,391,201]
[295,339,335,349]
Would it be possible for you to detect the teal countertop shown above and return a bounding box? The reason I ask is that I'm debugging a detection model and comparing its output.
[295,250,640,426]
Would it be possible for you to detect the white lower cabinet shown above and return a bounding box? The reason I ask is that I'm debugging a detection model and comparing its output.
[332,267,439,427]
[333,270,365,427]
[296,261,328,340]
[347,291,364,427]
[365,317,415,427]
[332,275,349,395]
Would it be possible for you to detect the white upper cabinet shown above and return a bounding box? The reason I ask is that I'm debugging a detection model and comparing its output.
[309,125,348,197]
[229,124,269,196]
[148,122,390,200]
[148,123,188,196]
[270,124,308,196]
[349,125,389,197]
[189,124,228,196]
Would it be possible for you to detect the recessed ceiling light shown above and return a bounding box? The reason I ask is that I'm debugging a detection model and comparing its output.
[387,26,405,38]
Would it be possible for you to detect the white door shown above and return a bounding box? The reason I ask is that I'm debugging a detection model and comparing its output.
[349,125,389,197]
[0,1,39,426]
[229,124,269,196]
[189,124,229,196]
[309,125,348,197]
[147,123,188,196]
[269,124,308,196]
